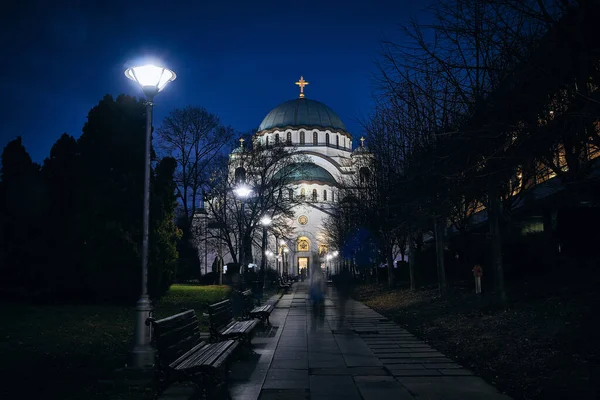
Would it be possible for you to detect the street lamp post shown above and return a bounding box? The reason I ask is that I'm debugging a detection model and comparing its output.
[283,246,289,276]
[234,184,252,282]
[279,239,286,277]
[193,206,208,276]
[333,250,339,274]
[260,216,272,278]
[124,64,176,370]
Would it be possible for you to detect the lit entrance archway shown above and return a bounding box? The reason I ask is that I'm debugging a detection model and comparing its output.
[298,257,309,277]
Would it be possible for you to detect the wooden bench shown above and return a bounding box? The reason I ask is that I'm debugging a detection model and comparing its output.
[278,277,291,293]
[241,289,274,324]
[208,299,259,345]
[146,309,240,398]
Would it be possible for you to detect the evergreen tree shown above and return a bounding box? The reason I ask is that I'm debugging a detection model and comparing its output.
[42,133,84,298]
[0,137,46,291]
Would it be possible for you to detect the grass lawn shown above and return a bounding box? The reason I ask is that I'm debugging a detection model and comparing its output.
[354,275,600,400]
[0,284,231,400]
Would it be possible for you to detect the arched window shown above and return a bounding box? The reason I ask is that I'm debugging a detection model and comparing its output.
[288,188,293,199]
[332,191,335,202]
[359,167,372,183]
[286,132,292,144]
[318,244,328,256]
[312,189,317,202]
[297,236,311,252]
[336,135,339,148]
[323,190,327,201]
[313,131,318,145]
[234,167,246,184]
[300,131,305,144]
[275,133,280,144]
[325,133,330,145]
[300,187,306,200]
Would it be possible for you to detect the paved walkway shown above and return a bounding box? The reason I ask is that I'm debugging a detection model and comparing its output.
[229,282,512,400]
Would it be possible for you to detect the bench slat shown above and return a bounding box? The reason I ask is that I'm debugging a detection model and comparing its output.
[154,309,196,326]
[176,341,224,370]
[168,340,209,369]
[153,313,204,366]
[222,319,258,336]
[208,299,234,333]
[160,333,204,366]
[211,341,240,369]
[157,317,201,349]
[251,305,273,313]
[197,340,235,367]
[149,308,240,397]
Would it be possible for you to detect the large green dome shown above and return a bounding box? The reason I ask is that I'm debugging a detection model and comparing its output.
[274,162,337,186]
[258,98,347,132]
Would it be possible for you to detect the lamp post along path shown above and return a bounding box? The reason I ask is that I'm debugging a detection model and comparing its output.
[260,216,272,290]
[234,184,252,285]
[125,64,175,370]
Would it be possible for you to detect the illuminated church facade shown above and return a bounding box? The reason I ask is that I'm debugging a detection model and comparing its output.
[228,77,369,276]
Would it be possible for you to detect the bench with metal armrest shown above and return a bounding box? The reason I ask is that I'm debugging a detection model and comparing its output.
[208,299,259,345]
[240,289,274,324]
[146,309,240,399]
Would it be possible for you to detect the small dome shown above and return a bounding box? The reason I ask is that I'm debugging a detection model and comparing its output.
[353,145,370,154]
[353,137,370,154]
[258,98,347,132]
[274,162,337,185]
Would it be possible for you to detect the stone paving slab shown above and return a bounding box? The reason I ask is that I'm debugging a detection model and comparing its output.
[309,367,389,376]
[396,376,513,400]
[227,282,511,400]
[355,378,415,400]
[258,389,309,400]
[309,375,361,396]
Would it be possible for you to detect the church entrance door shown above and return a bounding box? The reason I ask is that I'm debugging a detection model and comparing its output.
[298,257,308,277]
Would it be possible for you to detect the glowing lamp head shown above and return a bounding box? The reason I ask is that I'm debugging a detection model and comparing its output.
[125,64,176,98]
[260,216,272,226]
[333,251,339,256]
[234,184,252,198]
[283,248,289,253]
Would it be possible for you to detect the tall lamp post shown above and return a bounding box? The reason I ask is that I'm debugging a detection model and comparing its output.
[279,239,286,276]
[283,246,289,276]
[193,206,208,276]
[124,64,176,369]
[260,216,272,278]
[234,184,252,280]
[333,250,339,274]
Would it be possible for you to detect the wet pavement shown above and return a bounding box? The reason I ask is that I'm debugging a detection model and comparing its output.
[228,282,512,400]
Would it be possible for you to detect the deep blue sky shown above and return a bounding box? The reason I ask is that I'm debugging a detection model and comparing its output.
[0,0,431,163]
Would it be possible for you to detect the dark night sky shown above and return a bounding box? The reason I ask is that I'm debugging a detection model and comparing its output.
[0,0,430,163]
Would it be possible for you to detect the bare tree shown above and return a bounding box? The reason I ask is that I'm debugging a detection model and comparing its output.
[205,141,310,268]
[370,0,555,299]
[157,106,234,228]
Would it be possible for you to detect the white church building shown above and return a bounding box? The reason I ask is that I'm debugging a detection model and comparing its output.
[221,77,370,276]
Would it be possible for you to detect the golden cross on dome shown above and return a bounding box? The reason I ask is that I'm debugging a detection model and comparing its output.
[239,137,245,147]
[360,137,366,147]
[295,76,309,98]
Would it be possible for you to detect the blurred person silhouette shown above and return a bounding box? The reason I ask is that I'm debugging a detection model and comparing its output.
[335,267,353,330]
[309,257,326,331]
